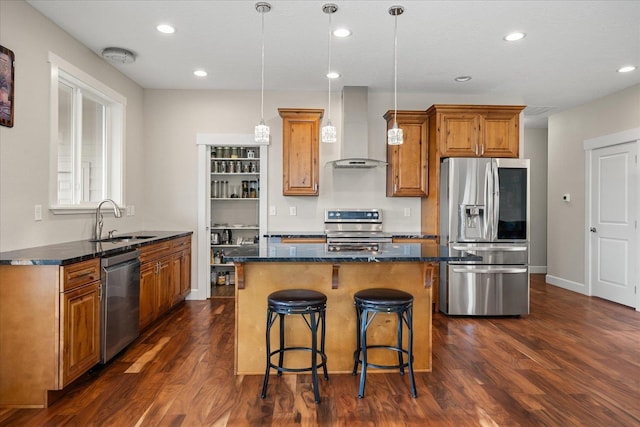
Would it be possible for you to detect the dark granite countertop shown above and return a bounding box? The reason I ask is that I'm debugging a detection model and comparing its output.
[225,240,479,263]
[0,231,192,266]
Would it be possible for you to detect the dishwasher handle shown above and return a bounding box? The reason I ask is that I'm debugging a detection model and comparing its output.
[101,250,140,267]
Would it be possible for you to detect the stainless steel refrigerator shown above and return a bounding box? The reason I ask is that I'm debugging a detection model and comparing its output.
[439,157,530,316]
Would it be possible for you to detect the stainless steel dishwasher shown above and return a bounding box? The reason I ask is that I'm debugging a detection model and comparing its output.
[100,250,141,363]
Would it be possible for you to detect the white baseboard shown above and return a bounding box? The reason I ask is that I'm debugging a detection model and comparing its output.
[185,288,206,301]
[545,274,588,295]
[529,265,547,274]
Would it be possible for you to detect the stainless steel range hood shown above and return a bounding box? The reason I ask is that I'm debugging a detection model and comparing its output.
[326,86,387,169]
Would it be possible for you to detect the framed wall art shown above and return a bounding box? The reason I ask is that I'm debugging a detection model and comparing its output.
[0,45,15,128]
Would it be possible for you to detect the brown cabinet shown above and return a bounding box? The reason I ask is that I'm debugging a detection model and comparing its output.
[384,110,429,197]
[60,280,100,386]
[426,105,524,158]
[139,236,192,330]
[0,258,101,407]
[279,108,322,196]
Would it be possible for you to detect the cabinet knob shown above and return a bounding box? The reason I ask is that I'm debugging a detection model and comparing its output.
[589,227,597,233]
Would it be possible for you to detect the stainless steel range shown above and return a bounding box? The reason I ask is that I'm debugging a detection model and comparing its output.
[324,208,392,252]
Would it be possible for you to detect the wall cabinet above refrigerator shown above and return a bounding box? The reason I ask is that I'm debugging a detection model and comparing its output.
[426,105,525,158]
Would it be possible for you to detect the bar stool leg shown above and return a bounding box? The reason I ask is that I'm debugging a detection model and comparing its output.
[277,313,285,376]
[261,309,275,399]
[357,308,369,399]
[310,312,320,403]
[406,307,417,398]
[397,311,405,376]
[352,305,360,376]
[320,310,329,381]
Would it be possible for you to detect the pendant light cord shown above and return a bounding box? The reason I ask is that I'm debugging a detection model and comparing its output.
[327,11,332,121]
[393,12,398,127]
[260,9,266,121]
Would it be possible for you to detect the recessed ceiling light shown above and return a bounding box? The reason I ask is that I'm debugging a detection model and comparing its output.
[504,32,526,42]
[333,28,351,38]
[156,24,175,34]
[454,76,472,82]
[617,65,637,73]
[193,70,207,77]
[326,71,340,79]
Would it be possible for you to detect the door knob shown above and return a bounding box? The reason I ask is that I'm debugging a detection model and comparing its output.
[589,227,597,233]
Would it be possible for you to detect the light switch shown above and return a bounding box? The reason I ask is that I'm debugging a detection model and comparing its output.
[34,205,42,221]
[269,206,277,216]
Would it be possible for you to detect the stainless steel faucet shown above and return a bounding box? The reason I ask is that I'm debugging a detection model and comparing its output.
[95,199,122,241]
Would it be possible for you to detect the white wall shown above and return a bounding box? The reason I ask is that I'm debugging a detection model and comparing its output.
[524,128,548,273]
[143,89,525,233]
[547,84,640,289]
[0,0,146,252]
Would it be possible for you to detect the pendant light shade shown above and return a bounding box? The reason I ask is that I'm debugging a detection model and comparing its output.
[321,3,338,143]
[387,5,404,146]
[255,2,271,144]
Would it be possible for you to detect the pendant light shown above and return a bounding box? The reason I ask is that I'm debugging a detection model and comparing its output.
[321,4,338,143]
[255,2,271,144]
[387,5,404,145]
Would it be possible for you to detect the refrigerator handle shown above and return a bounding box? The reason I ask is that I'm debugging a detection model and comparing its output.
[483,161,492,239]
[493,160,500,240]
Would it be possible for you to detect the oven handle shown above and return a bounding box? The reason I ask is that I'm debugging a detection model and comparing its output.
[451,266,527,274]
[452,245,527,252]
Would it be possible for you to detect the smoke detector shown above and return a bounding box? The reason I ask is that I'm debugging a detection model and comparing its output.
[101,47,136,64]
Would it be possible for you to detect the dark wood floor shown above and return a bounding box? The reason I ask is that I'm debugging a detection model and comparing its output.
[1,274,639,426]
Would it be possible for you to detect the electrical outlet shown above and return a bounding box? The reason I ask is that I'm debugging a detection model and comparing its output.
[269,206,277,216]
[289,206,297,216]
[404,207,411,217]
[126,205,135,216]
[34,205,42,221]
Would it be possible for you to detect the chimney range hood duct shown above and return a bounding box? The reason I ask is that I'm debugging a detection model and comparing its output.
[326,86,387,169]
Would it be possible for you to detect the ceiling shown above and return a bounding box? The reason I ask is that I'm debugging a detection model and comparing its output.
[27,0,640,128]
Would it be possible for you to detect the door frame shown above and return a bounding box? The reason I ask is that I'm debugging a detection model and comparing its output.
[584,127,640,311]
[195,134,268,300]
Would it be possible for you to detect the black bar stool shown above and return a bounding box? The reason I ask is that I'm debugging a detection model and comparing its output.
[261,289,328,403]
[352,288,417,398]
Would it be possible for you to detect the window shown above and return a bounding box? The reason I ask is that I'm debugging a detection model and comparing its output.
[49,53,125,213]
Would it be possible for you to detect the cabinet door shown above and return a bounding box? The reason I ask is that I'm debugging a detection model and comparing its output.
[438,112,481,157]
[385,111,428,197]
[60,281,100,386]
[156,256,173,315]
[139,262,157,329]
[279,108,322,196]
[179,249,191,298]
[480,111,520,158]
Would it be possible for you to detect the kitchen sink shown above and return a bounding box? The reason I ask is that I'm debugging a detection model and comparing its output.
[91,235,157,243]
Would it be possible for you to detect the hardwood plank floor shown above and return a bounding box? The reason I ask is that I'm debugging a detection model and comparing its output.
[1,274,639,426]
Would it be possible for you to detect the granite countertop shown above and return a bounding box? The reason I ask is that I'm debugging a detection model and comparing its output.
[225,240,480,263]
[0,231,192,266]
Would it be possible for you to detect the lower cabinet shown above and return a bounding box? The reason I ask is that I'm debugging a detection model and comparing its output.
[139,236,192,330]
[60,281,100,387]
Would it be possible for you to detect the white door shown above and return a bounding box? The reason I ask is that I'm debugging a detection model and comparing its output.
[590,141,638,307]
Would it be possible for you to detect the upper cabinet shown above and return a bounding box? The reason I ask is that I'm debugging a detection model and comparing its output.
[426,105,525,158]
[279,108,322,196]
[384,110,429,197]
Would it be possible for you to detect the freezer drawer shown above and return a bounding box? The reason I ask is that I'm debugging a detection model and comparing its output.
[440,264,529,316]
[449,243,528,265]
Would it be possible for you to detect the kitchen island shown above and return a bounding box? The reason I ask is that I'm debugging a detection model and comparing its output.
[225,240,479,375]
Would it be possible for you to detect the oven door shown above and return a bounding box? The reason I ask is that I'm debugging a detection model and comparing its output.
[441,264,529,316]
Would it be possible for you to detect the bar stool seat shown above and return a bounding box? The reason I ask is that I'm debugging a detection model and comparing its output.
[261,289,328,403]
[352,288,417,398]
